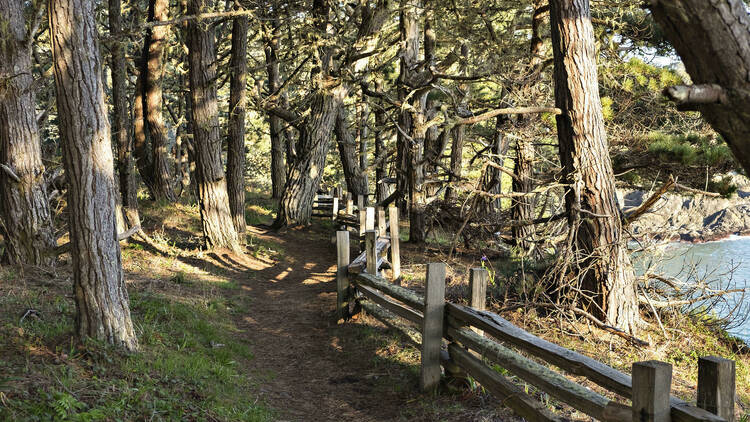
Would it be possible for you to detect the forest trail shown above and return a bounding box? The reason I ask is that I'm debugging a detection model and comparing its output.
[235,224,413,421]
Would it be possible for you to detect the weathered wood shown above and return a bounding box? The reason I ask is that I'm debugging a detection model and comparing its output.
[697,357,735,422]
[366,207,375,231]
[353,273,425,312]
[357,284,423,325]
[336,231,350,320]
[389,206,401,281]
[359,209,367,243]
[332,197,339,221]
[346,193,353,215]
[448,344,564,422]
[447,326,629,422]
[632,361,672,422]
[377,206,387,237]
[366,230,378,276]
[357,194,365,209]
[360,301,421,346]
[445,302,724,422]
[469,268,488,336]
[421,263,446,392]
[349,238,390,274]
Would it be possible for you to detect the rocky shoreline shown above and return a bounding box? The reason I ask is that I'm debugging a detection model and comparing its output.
[619,173,750,243]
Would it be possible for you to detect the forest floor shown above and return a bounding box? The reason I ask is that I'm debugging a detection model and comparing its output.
[2,188,749,421]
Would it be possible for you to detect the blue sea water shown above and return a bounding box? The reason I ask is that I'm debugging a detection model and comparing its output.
[636,236,750,343]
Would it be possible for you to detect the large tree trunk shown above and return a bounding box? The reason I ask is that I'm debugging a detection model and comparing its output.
[649,0,750,176]
[263,16,287,199]
[374,87,390,203]
[550,0,638,333]
[511,138,535,255]
[0,0,56,266]
[335,106,369,199]
[49,0,138,351]
[141,0,176,202]
[273,88,346,227]
[108,0,141,230]
[187,0,241,251]
[227,10,248,235]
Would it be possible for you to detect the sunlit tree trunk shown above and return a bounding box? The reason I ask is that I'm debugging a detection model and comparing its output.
[335,106,368,199]
[263,16,286,199]
[108,0,141,230]
[228,9,248,235]
[187,0,241,250]
[374,84,390,203]
[0,0,56,266]
[49,0,138,351]
[550,0,638,333]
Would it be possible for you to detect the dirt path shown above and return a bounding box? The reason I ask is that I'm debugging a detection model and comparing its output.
[235,224,414,421]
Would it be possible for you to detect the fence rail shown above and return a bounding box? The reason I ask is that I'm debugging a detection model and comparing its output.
[317,188,736,422]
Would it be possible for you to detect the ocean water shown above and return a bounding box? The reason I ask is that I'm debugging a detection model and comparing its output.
[635,236,750,342]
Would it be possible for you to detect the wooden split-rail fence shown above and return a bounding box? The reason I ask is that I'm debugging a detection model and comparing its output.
[313,188,738,422]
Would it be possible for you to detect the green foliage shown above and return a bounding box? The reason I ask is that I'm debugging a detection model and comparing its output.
[708,176,738,198]
[645,132,735,168]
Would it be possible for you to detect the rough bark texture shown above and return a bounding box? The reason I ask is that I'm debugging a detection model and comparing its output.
[649,0,750,176]
[335,106,368,199]
[49,0,138,351]
[228,11,248,235]
[108,0,141,230]
[479,116,508,214]
[550,0,638,333]
[374,88,390,203]
[263,16,286,199]
[186,0,240,250]
[0,0,57,266]
[511,138,535,254]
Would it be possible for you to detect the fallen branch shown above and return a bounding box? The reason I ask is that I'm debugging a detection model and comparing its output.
[639,288,745,309]
[674,182,721,197]
[623,175,675,226]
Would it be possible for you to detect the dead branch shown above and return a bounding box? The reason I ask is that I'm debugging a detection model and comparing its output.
[623,175,675,226]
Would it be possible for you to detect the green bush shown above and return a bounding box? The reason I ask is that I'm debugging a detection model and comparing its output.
[645,132,735,168]
[708,176,738,198]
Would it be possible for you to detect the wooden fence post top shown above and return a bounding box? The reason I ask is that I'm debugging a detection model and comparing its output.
[698,356,736,422]
[336,231,351,321]
[421,262,446,392]
[632,360,672,422]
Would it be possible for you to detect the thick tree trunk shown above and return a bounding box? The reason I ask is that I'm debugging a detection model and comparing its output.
[132,76,152,190]
[511,138,535,254]
[108,0,141,230]
[335,106,369,199]
[374,91,390,203]
[358,103,369,193]
[649,0,750,176]
[49,0,138,351]
[264,17,287,199]
[227,11,248,235]
[0,0,56,266]
[273,88,346,227]
[141,0,176,202]
[550,0,638,333]
[186,0,241,251]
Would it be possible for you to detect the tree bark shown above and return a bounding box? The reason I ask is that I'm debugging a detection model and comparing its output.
[0,0,57,266]
[186,0,241,250]
[49,0,138,351]
[227,9,248,235]
[649,0,750,176]
[550,0,638,333]
[108,0,141,230]
[511,138,535,255]
[374,84,390,203]
[263,16,286,199]
[335,106,369,199]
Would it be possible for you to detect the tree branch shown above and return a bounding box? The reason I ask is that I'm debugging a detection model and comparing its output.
[663,84,727,110]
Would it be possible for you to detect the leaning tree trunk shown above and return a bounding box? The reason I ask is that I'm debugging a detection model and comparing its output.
[263,17,286,199]
[649,0,750,176]
[335,106,369,199]
[511,138,535,255]
[227,10,248,235]
[141,0,176,202]
[0,0,56,266]
[187,0,240,251]
[49,0,138,351]
[550,0,639,334]
[108,0,141,230]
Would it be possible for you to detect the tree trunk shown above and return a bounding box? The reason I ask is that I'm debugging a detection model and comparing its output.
[132,76,152,191]
[49,0,138,351]
[263,16,287,199]
[0,0,56,266]
[358,103,369,194]
[444,44,470,202]
[335,106,368,199]
[186,0,241,251]
[141,0,176,202]
[108,0,141,230]
[550,0,638,334]
[479,116,508,214]
[227,10,248,235]
[649,0,750,176]
[511,138,535,255]
[374,87,390,203]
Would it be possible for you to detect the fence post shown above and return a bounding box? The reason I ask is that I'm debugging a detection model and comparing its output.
[365,230,377,276]
[357,194,365,210]
[365,207,376,231]
[359,209,366,251]
[336,231,350,321]
[332,197,339,221]
[346,192,353,215]
[377,206,387,238]
[421,262,446,392]
[388,206,401,282]
[469,268,488,335]
[698,356,735,422]
[632,360,672,422]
